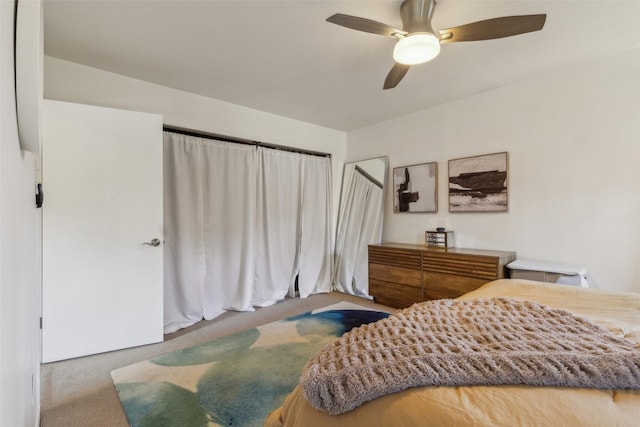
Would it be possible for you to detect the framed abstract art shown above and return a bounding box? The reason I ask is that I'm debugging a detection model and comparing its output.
[393,162,437,213]
[448,152,508,212]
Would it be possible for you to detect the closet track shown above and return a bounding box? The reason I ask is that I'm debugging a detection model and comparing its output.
[163,126,330,158]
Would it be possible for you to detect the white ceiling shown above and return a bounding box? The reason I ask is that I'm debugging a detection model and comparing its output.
[43,0,640,131]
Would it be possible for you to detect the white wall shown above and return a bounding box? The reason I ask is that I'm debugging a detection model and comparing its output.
[1,1,41,425]
[43,56,347,227]
[42,49,640,293]
[347,47,640,293]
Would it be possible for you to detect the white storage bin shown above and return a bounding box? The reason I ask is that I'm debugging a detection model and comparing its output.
[507,259,592,288]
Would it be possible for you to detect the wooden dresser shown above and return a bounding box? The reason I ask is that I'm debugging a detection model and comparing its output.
[368,243,516,308]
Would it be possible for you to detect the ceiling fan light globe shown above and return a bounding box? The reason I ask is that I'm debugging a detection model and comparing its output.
[393,33,440,65]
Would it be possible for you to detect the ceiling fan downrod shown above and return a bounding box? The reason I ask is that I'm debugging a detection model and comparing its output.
[400,0,437,35]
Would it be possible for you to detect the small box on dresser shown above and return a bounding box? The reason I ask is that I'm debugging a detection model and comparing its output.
[425,230,454,248]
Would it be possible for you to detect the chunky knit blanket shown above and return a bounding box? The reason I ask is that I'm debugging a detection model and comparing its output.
[300,297,640,415]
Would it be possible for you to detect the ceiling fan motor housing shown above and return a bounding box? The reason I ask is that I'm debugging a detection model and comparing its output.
[400,0,437,35]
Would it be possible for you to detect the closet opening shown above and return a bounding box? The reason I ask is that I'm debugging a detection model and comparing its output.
[162,127,333,333]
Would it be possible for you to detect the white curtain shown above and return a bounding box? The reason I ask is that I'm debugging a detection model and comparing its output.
[253,149,333,305]
[164,131,332,332]
[333,169,383,296]
[163,134,206,333]
[298,154,333,297]
[164,133,257,333]
[253,149,302,306]
[200,140,258,318]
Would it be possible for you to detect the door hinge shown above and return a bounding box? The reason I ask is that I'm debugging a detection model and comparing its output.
[39,317,42,329]
[35,183,43,208]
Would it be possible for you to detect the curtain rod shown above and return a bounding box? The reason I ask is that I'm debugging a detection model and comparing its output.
[163,125,330,158]
[355,165,383,189]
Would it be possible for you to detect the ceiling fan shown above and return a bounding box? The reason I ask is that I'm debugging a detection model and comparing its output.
[326,0,546,89]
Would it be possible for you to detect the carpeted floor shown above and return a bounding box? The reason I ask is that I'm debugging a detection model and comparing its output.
[40,292,394,427]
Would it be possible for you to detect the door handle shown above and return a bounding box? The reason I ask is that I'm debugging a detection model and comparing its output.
[142,238,161,247]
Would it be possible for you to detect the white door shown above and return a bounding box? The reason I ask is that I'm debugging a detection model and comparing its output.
[42,100,164,363]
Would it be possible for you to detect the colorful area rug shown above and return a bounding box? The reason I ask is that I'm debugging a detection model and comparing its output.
[111,302,390,427]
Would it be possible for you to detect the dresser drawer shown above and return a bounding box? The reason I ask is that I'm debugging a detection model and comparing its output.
[370,279,421,308]
[369,263,421,288]
[369,246,421,270]
[422,272,488,300]
[423,252,499,280]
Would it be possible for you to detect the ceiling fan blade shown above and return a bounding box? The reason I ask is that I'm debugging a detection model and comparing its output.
[327,13,406,37]
[439,14,546,44]
[383,63,411,90]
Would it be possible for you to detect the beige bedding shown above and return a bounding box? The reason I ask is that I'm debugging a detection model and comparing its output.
[264,279,640,427]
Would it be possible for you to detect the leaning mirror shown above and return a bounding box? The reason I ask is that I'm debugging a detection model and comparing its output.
[333,156,388,297]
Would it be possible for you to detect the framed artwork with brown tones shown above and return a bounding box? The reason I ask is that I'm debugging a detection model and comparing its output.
[393,162,437,213]
[448,152,508,212]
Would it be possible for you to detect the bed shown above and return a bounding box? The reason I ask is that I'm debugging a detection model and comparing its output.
[264,279,640,427]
